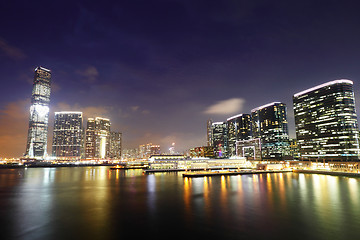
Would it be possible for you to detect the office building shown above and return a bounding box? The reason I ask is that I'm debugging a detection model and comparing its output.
[189,146,214,158]
[52,112,83,160]
[25,66,52,158]
[139,143,161,159]
[227,114,252,157]
[251,102,290,160]
[293,79,360,161]
[109,131,122,159]
[211,122,228,158]
[85,117,111,159]
[207,119,213,147]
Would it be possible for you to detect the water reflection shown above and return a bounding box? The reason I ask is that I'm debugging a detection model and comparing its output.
[1,168,360,239]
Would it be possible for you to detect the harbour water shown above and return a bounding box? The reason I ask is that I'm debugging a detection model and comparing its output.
[1,166,360,239]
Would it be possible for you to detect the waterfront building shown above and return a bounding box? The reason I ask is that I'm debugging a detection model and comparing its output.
[85,117,111,159]
[227,114,252,157]
[52,112,83,160]
[211,122,228,158]
[122,148,139,160]
[189,146,214,158]
[251,102,290,160]
[236,138,262,160]
[139,143,161,159]
[25,66,52,159]
[148,155,247,170]
[109,132,122,159]
[293,79,360,161]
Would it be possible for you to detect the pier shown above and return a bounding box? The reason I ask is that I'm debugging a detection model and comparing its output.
[182,169,293,178]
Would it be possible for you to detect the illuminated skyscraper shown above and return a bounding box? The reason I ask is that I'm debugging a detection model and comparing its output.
[85,117,110,159]
[109,131,122,159]
[293,79,360,161]
[207,119,213,147]
[211,122,228,158]
[52,112,83,160]
[251,102,290,160]
[227,114,252,157]
[25,66,51,158]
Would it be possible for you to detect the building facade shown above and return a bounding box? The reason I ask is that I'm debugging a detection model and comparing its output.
[211,122,228,158]
[207,119,213,147]
[85,117,111,159]
[251,102,290,160]
[139,143,161,159]
[109,131,122,159]
[52,112,83,160]
[293,79,360,161]
[25,66,52,158]
[227,114,252,157]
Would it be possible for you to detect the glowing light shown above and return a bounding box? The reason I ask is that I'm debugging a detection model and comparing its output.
[294,79,353,97]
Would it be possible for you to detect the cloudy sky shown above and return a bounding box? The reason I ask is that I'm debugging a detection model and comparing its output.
[1,0,360,157]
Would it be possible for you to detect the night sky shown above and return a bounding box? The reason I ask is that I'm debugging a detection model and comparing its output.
[1,0,360,157]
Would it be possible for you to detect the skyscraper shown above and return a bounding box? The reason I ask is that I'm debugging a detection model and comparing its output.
[227,114,252,157]
[293,79,360,161]
[211,122,228,158]
[85,117,111,159]
[25,66,51,158]
[251,102,290,160]
[207,119,213,147]
[52,112,83,160]
[109,131,122,159]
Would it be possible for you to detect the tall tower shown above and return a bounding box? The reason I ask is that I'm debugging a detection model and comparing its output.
[293,79,360,161]
[25,66,51,158]
[52,112,83,160]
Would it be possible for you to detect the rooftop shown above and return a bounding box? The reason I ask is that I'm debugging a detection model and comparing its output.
[294,79,353,97]
[251,102,282,112]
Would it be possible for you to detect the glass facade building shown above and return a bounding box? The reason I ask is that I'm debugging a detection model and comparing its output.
[227,114,252,157]
[25,66,51,158]
[293,79,360,161]
[109,131,122,159]
[52,112,83,160]
[85,117,111,159]
[211,122,228,158]
[251,102,290,160]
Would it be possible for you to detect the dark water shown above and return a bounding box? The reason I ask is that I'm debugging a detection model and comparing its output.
[1,167,360,240]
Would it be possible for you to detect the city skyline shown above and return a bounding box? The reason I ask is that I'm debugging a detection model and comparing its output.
[2,1,360,157]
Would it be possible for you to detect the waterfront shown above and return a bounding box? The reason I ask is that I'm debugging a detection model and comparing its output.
[1,167,360,239]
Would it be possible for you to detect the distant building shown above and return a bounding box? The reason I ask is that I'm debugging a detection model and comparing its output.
[207,119,213,147]
[122,148,139,160]
[236,138,262,160]
[85,117,111,159]
[227,114,252,157]
[211,122,228,158]
[52,112,83,160]
[25,66,52,159]
[293,79,360,161]
[139,143,161,159]
[189,146,214,158]
[109,132,122,159]
[251,102,290,160]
